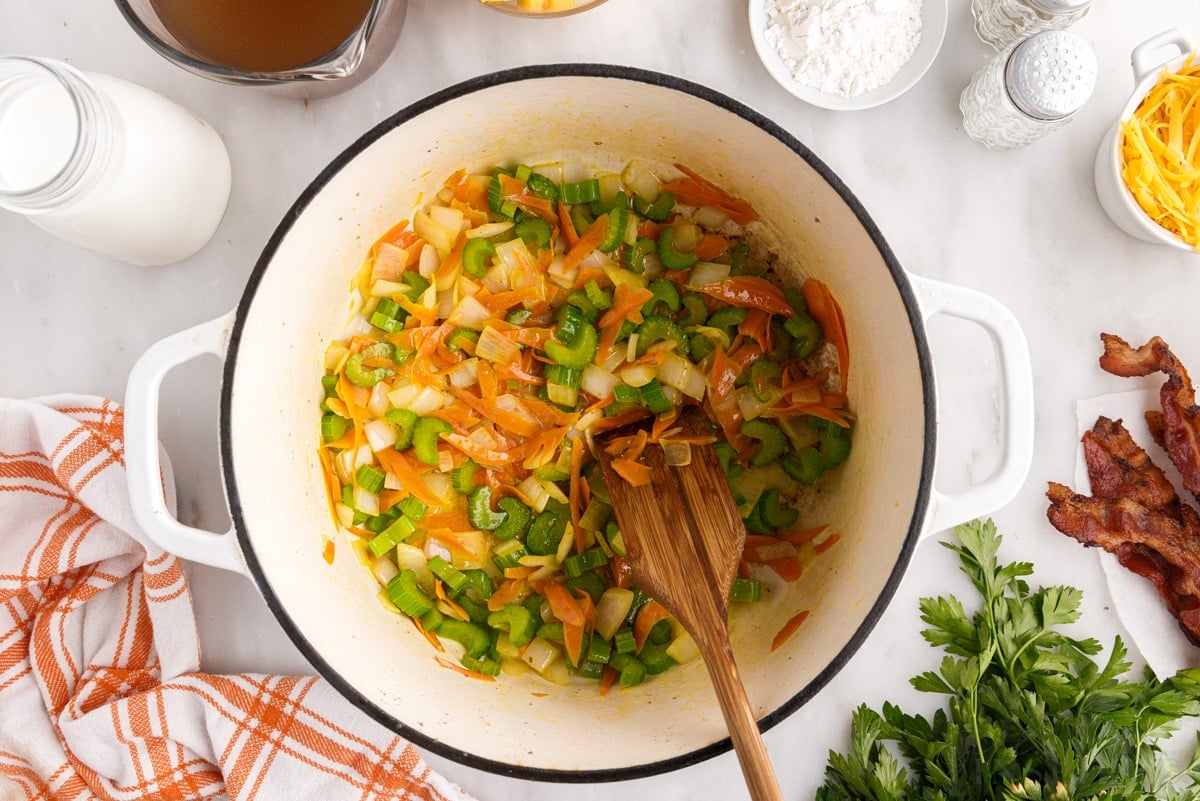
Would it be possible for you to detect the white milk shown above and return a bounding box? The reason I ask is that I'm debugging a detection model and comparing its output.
[0,59,231,266]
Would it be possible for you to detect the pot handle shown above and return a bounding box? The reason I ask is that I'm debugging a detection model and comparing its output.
[910,275,1035,536]
[124,312,247,575]
[1131,29,1195,85]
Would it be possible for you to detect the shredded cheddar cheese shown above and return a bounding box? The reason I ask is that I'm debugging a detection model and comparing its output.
[1120,58,1200,249]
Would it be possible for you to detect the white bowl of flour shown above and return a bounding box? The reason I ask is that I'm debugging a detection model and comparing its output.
[749,0,948,110]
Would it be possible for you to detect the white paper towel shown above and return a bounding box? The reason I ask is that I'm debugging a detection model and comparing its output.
[1075,389,1200,678]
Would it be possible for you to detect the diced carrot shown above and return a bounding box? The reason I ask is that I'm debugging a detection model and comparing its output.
[488,578,528,612]
[563,215,609,274]
[771,610,810,651]
[479,286,542,314]
[742,534,797,563]
[451,389,541,438]
[778,524,829,545]
[708,347,740,402]
[692,233,729,260]
[599,664,619,696]
[665,164,758,225]
[322,539,335,564]
[633,601,671,652]
[557,200,580,248]
[537,580,585,627]
[420,509,473,532]
[434,580,471,621]
[637,219,668,240]
[520,426,571,471]
[610,458,653,487]
[375,448,443,508]
[648,411,679,444]
[563,621,585,666]
[739,308,773,353]
[428,528,484,561]
[764,556,803,582]
[442,432,518,467]
[802,278,849,394]
[587,407,651,434]
[413,616,445,652]
[813,533,841,555]
[436,656,495,681]
[604,429,648,460]
[435,231,468,285]
[598,283,655,329]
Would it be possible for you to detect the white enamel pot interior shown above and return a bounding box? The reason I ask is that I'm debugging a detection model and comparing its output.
[124,65,1034,781]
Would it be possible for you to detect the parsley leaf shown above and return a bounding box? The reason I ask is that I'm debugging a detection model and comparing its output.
[817,519,1200,801]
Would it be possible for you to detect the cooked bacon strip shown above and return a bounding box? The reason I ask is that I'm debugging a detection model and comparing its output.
[1046,482,1200,642]
[1099,333,1200,497]
[1083,416,1177,511]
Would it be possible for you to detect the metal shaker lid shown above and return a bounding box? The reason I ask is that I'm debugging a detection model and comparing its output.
[1026,0,1091,13]
[1005,29,1097,121]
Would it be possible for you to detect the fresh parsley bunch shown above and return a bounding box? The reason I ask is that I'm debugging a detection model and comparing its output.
[817,519,1200,801]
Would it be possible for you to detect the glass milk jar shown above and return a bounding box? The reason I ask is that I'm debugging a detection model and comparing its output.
[0,57,231,266]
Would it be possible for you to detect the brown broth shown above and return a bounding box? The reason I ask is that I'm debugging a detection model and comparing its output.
[148,0,374,73]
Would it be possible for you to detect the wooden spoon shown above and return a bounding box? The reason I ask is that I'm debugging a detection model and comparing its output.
[595,407,784,801]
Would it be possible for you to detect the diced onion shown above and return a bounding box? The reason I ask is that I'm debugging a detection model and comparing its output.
[521,637,561,674]
[364,418,398,452]
[641,253,664,279]
[428,205,465,239]
[447,294,491,330]
[594,587,635,640]
[414,211,452,253]
[686,261,731,288]
[395,543,433,592]
[546,254,576,289]
[423,538,453,562]
[597,172,622,203]
[465,221,513,240]
[371,555,399,586]
[353,484,380,516]
[517,475,550,512]
[335,503,355,529]
[370,278,406,299]
[495,238,536,274]
[334,444,373,484]
[371,242,410,282]
[662,440,692,467]
[736,385,783,421]
[476,325,522,364]
[407,386,447,415]
[324,342,349,371]
[693,205,731,228]
[581,364,619,399]
[447,357,480,389]
[657,352,706,400]
[665,630,700,664]
[622,159,661,201]
[574,408,604,433]
[418,242,439,278]
[619,363,657,388]
[366,382,390,418]
[423,471,453,505]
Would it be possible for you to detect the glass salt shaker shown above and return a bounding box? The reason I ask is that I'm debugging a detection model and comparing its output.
[971,0,1092,51]
[960,29,1097,151]
[0,56,231,266]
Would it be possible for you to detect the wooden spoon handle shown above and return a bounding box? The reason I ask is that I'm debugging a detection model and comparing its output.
[692,613,785,801]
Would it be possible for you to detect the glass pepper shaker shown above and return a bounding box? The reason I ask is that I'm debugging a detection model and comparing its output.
[960,29,1097,151]
[971,0,1092,51]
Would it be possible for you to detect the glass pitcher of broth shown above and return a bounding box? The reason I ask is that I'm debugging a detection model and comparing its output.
[112,0,407,96]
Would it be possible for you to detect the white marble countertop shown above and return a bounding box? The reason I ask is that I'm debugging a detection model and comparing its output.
[5,1,1200,799]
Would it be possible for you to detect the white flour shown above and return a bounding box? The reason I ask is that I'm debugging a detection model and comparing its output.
[763,0,923,98]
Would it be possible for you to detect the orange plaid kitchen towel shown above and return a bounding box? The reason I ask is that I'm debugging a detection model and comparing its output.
[0,396,475,801]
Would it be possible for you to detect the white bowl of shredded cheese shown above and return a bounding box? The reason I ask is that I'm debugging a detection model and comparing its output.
[1094,29,1200,253]
[749,0,947,111]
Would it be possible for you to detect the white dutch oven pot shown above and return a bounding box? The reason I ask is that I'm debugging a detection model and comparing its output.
[125,66,1034,780]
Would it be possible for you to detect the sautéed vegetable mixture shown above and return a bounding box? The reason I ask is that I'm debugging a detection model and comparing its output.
[318,160,853,688]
